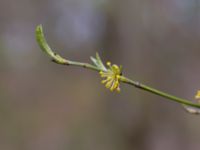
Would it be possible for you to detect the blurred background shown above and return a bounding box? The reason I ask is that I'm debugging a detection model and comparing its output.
[1,0,200,150]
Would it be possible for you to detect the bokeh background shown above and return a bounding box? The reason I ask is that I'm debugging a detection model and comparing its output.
[1,0,200,150]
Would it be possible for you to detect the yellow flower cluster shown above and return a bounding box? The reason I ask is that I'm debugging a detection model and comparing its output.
[195,90,200,103]
[99,62,122,92]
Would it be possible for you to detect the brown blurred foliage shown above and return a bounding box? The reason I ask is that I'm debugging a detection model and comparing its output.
[1,0,200,150]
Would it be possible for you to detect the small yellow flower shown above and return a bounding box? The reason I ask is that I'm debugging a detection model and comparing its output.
[195,90,200,100]
[99,61,122,92]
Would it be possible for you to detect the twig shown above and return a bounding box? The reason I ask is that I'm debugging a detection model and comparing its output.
[35,25,200,114]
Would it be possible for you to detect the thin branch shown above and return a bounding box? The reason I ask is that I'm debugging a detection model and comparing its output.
[36,24,200,114]
[120,76,200,110]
